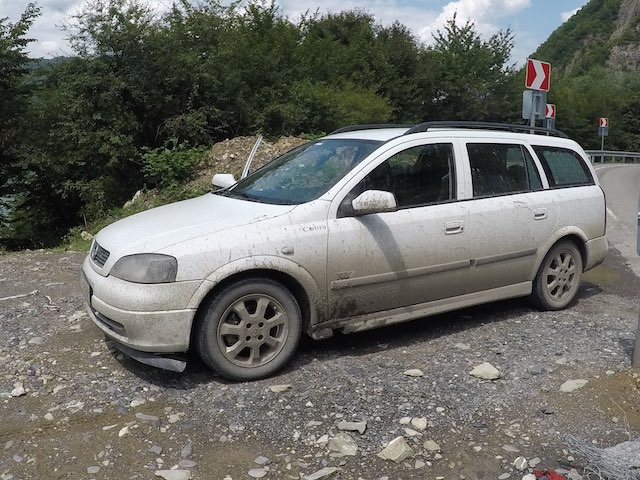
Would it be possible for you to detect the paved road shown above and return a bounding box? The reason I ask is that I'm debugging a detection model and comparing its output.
[595,164,640,276]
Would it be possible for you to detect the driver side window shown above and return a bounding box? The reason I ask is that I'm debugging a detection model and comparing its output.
[339,143,456,217]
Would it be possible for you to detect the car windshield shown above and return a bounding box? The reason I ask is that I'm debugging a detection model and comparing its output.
[218,139,382,205]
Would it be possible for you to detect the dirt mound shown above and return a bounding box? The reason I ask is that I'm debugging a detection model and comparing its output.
[191,136,308,190]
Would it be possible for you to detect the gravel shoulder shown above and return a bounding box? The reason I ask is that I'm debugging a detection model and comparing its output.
[1,240,638,480]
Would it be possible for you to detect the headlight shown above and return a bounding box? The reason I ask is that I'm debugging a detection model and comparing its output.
[110,254,178,284]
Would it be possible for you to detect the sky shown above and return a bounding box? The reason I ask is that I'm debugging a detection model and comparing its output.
[1,0,590,64]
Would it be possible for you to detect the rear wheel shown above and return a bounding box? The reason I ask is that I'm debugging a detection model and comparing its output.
[195,278,301,381]
[531,240,583,310]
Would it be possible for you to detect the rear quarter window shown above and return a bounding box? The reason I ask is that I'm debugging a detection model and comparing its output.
[532,146,594,187]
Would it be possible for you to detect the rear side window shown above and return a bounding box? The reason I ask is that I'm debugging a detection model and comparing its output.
[532,147,594,187]
[467,143,542,197]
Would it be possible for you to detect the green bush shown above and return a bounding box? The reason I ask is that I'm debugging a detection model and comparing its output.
[259,81,392,136]
[142,143,207,188]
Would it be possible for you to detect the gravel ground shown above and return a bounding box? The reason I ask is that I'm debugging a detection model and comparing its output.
[1,245,639,480]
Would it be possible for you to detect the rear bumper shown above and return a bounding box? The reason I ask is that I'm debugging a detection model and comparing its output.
[81,256,199,353]
[584,235,608,271]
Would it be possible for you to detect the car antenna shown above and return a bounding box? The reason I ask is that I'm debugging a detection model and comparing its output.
[241,135,263,179]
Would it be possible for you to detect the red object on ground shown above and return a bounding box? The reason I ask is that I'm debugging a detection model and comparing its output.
[533,469,567,480]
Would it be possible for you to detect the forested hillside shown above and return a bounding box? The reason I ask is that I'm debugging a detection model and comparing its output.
[534,0,640,150]
[0,0,521,249]
[2,0,640,250]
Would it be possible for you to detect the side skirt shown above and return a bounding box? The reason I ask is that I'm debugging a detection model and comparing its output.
[314,282,532,335]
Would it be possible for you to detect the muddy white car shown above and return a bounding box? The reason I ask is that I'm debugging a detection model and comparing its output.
[81,122,608,380]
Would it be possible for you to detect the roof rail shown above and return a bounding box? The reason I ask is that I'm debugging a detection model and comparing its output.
[404,121,568,138]
[329,124,414,135]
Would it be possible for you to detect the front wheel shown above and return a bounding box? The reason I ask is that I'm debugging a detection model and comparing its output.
[530,240,583,310]
[195,278,302,381]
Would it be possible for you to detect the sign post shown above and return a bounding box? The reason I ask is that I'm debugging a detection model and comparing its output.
[524,58,551,128]
[598,117,609,152]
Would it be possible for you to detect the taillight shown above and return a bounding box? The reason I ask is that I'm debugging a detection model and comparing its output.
[600,185,607,234]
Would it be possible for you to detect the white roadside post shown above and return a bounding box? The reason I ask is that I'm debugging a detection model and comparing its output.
[635,195,640,367]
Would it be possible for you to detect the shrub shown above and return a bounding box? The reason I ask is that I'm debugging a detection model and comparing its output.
[142,142,207,188]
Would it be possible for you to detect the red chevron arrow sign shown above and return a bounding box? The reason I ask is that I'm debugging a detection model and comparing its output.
[599,117,609,128]
[545,104,556,119]
[525,58,551,92]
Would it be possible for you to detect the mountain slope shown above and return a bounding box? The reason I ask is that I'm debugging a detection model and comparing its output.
[533,0,640,75]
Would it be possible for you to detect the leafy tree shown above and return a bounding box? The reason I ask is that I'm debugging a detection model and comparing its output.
[417,16,519,122]
[375,22,422,122]
[0,3,41,247]
[0,3,40,153]
[260,80,392,135]
[553,68,640,150]
[0,0,531,249]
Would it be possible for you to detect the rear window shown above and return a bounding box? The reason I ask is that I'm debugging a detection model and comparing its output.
[467,143,542,197]
[532,147,594,187]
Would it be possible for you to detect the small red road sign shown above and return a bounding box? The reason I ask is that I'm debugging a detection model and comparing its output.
[525,58,551,91]
[599,117,609,128]
[545,104,556,119]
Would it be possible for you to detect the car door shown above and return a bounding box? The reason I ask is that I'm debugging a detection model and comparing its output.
[462,140,559,293]
[325,140,471,319]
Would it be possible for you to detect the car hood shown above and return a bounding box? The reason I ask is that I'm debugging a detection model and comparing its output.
[95,193,294,262]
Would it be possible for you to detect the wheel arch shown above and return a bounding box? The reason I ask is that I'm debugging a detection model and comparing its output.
[188,256,324,344]
[531,229,588,280]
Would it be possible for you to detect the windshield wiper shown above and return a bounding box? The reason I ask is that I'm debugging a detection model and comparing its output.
[227,191,271,203]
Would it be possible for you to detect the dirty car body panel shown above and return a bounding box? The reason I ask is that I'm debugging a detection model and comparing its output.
[81,123,607,379]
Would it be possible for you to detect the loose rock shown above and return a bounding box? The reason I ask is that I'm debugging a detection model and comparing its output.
[403,369,424,377]
[513,456,527,471]
[254,455,271,466]
[424,440,441,452]
[328,433,358,456]
[470,362,501,380]
[135,412,160,425]
[528,458,541,468]
[248,469,267,478]
[337,420,367,434]
[410,417,428,431]
[378,436,414,463]
[149,445,163,455]
[10,386,26,397]
[154,470,192,480]
[269,384,291,393]
[181,442,193,458]
[303,467,341,480]
[560,379,588,392]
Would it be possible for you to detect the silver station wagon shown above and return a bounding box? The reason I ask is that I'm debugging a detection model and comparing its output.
[81,122,608,380]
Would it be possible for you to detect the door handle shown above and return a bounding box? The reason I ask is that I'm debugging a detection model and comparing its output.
[533,208,547,220]
[445,220,464,235]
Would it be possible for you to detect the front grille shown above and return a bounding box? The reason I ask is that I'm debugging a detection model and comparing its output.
[91,242,110,267]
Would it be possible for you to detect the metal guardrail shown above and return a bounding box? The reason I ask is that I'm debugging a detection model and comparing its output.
[585,150,640,164]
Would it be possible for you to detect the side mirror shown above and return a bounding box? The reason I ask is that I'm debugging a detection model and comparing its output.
[212,173,237,189]
[352,190,397,216]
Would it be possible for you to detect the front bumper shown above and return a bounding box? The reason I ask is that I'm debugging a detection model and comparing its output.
[81,256,201,353]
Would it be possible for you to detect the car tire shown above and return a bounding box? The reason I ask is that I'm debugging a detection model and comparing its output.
[530,240,583,310]
[195,278,302,381]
